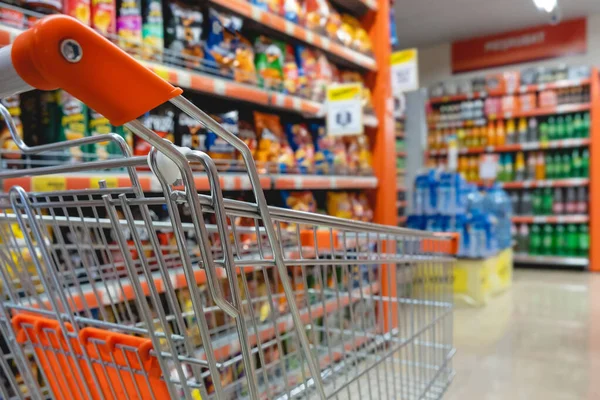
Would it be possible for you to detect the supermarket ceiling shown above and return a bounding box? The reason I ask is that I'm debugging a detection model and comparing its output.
[393,0,600,48]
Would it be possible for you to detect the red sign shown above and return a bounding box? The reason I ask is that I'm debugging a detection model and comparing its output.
[452,18,587,73]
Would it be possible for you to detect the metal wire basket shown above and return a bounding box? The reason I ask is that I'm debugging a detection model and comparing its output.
[0,15,456,400]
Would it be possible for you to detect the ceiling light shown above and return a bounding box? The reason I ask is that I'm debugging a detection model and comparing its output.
[533,0,558,13]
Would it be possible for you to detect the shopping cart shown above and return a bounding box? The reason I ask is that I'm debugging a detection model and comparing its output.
[0,15,456,400]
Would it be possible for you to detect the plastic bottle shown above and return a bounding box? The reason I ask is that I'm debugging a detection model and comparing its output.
[561,152,571,178]
[566,224,578,256]
[556,116,565,140]
[545,153,555,179]
[504,154,514,182]
[487,121,496,147]
[555,224,567,256]
[571,148,582,178]
[518,224,529,254]
[552,187,564,215]
[510,191,521,215]
[573,114,582,138]
[576,187,588,214]
[517,118,527,144]
[496,119,506,146]
[497,155,505,182]
[565,114,574,139]
[538,119,548,142]
[535,152,545,180]
[565,187,577,214]
[578,224,590,257]
[521,190,532,215]
[529,224,541,255]
[514,151,525,181]
[582,113,590,138]
[528,117,538,142]
[547,116,556,141]
[532,189,542,215]
[581,148,589,177]
[505,119,516,145]
[541,224,555,255]
[542,188,553,215]
[527,152,537,180]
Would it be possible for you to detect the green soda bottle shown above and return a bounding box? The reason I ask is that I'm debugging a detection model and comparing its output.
[529,224,541,255]
[547,116,556,140]
[541,224,555,255]
[571,148,582,178]
[578,224,589,257]
[555,224,567,256]
[556,116,565,140]
[532,189,542,215]
[573,114,583,138]
[545,154,555,179]
[566,224,578,256]
[561,153,571,178]
[505,154,514,181]
[539,120,549,142]
[582,113,590,138]
[581,149,590,178]
[565,115,574,139]
[542,188,554,215]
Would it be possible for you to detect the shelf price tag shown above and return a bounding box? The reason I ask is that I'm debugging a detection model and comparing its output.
[32,176,66,192]
[326,83,363,137]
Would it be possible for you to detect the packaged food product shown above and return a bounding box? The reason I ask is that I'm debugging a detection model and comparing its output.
[352,134,373,175]
[57,90,88,162]
[282,44,300,95]
[206,111,238,161]
[23,0,62,14]
[141,0,163,61]
[324,4,341,41]
[285,123,315,174]
[164,1,204,69]
[88,109,130,160]
[282,191,317,213]
[295,45,318,99]
[311,122,333,174]
[91,0,116,36]
[313,51,334,101]
[302,0,328,33]
[237,117,257,161]
[327,191,353,219]
[341,14,372,54]
[231,35,257,84]
[254,36,285,91]
[176,111,206,151]
[340,70,373,112]
[337,14,355,47]
[116,0,142,54]
[136,103,176,157]
[254,111,294,172]
[282,0,301,23]
[64,0,91,25]
[0,8,27,29]
[350,192,373,221]
[0,95,23,163]
[206,8,240,74]
[251,0,281,14]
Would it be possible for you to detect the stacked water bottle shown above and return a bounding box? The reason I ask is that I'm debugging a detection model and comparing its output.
[408,169,513,258]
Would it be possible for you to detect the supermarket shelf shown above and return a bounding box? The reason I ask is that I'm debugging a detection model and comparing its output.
[497,178,589,189]
[512,215,589,224]
[513,254,589,267]
[427,138,590,156]
[487,103,591,120]
[431,119,486,129]
[429,78,591,104]
[209,0,377,71]
[200,282,380,361]
[2,173,379,192]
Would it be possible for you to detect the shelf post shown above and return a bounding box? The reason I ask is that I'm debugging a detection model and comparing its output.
[590,67,599,271]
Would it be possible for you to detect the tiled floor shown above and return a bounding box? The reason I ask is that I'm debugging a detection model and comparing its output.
[446,269,600,400]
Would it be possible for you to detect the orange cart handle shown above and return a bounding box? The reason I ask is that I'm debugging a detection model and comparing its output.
[4,15,182,126]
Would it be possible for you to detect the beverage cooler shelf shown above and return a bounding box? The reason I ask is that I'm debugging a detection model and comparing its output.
[513,254,589,267]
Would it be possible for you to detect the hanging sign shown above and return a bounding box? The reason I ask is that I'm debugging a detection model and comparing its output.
[326,83,363,137]
[391,49,419,94]
[452,18,587,73]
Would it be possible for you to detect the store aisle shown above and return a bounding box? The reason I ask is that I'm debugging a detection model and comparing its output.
[446,269,600,400]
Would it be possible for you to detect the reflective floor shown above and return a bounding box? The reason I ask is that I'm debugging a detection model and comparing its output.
[446,269,600,400]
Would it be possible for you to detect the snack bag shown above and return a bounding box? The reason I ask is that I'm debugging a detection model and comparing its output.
[356,134,373,175]
[254,36,284,91]
[206,111,238,162]
[176,111,206,151]
[65,0,91,25]
[283,44,300,95]
[237,117,257,163]
[281,191,317,230]
[57,91,88,162]
[337,14,355,47]
[311,122,333,175]
[283,0,301,23]
[251,0,282,14]
[91,0,116,36]
[313,51,334,101]
[285,123,315,174]
[164,1,204,69]
[345,136,360,174]
[88,110,119,160]
[302,0,330,34]
[295,45,318,99]
[353,192,373,222]
[136,103,176,157]
[0,95,23,163]
[205,8,241,75]
[141,0,163,61]
[332,135,348,174]
[341,14,373,54]
[327,192,353,219]
[254,111,294,173]
[116,0,142,54]
[341,70,373,112]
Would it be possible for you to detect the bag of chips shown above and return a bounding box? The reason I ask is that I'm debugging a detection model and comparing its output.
[327,192,353,219]
[254,111,295,173]
[255,36,285,91]
[286,123,315,174]
[164,1,204,69]
[206,111,239,164]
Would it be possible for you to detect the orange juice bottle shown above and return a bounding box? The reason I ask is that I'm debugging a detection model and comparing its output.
[496,119,506,146]
[535,152,546,180]
[457,128,465,147]
[506,119,516,145]
[487,121,496,146]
